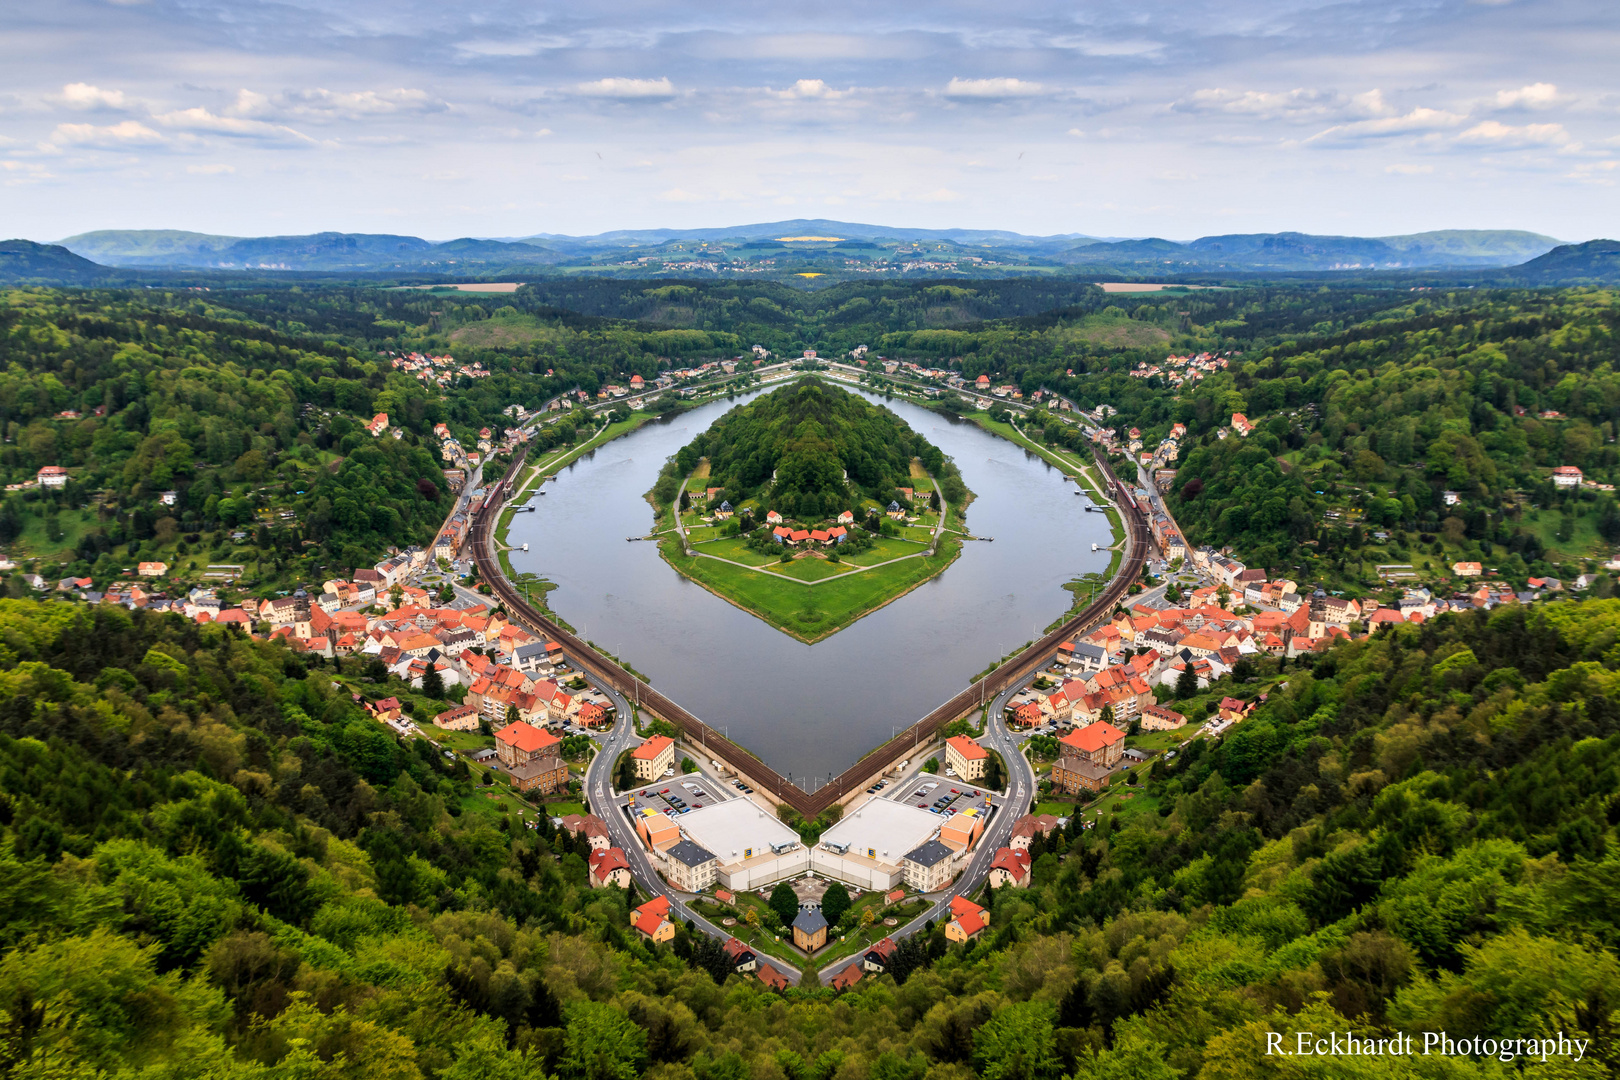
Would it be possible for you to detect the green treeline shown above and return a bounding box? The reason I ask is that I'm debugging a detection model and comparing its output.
[8,596,1620,1076]
[1150,290,1620,581]
[672,380,958,519]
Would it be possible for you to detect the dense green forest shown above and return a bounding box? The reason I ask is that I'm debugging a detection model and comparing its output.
[0,287,740,587]
[6,593,1620,1076]
[671,380,954,519]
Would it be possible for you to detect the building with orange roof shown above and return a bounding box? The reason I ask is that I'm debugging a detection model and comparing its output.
[493,720,561,768]
[938,811,985,853]
[828,964,864,992]
[987,846,1032,888]
[632,734,676,781]
[1051,721,1125,794]
[943,735,988,781]
[944,895,989,942]
[757,965,793,991]
[1140,702,1187,731]
[628,893,673,945]
[433,703,480,731]
[588,847,631,888]
[635,811,681,852]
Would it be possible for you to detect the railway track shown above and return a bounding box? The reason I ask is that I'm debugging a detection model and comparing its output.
[471,444,1150,818]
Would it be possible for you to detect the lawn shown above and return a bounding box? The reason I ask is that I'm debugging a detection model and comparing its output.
[659,533,963,643]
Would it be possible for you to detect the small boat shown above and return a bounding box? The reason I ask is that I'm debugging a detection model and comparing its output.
[521,544,529,551]
[1091,543,1098,551]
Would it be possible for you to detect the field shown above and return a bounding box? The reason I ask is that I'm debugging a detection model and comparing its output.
[659,532,962,642]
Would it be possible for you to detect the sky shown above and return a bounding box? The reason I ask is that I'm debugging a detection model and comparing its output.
[2,0,1618,243]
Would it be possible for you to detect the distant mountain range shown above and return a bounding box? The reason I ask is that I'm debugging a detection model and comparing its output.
[49,221,1569,273]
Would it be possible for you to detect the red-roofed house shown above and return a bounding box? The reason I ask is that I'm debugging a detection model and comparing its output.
[944,735,988,781]
[631,896,674,943]
[828,964,864,992]
[987,847,1032,889]
[589,847,631,888]
[493,720,561,767]
[1051,721,1125,794]
[944,896,989,942]
[632,734,676,780]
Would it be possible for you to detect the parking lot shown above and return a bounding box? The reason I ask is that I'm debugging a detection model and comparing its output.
[625,776,731,817]
[885,775,999,817]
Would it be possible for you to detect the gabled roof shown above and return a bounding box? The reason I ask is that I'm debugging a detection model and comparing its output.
[990,847,1032,880]
[945,735,987,760]
[1061,722,1125,753]
[632,734,674,760]
[494,721,561,754]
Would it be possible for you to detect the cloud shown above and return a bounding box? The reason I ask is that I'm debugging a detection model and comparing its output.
[1,160,54,183]
[1173,87,1397,122]
[186,163,235,174]
[943,78,1045,100]
[1173,87,1340,120]
[1494,82,1560,109]
[453,37,572,58]
[1306,107,1468,144]
[58,83,129,110]
[1455,119,1577,149]
[1384,163,1434,174]
[152,107,316,143]
[575,77,675,100]
[48,120,166,148]
[231,87,449,121]
[1565,160,1617,184]
[766,80,850,101]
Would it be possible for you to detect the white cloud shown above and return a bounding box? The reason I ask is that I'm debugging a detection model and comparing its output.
[1495,83,1560,109]
[534,128,553,137]
[186,163,235,174]
[153,107,316,143]
[767,79,849,101]
[1307,107,1468,144]
[1384,163,1434,174]
[944,77,1045,100]
[1173,87,1340,120]
[49,120,166,148]
[575,78,676,100]
[1173,87,1394,122]
[228,87,447,122]
[1456,120,1578,150]
[1,160,54,183]
[1565,160,1617,184]
[58,83,129,110]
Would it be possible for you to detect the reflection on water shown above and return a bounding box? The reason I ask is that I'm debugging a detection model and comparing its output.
[508,386,1113,783]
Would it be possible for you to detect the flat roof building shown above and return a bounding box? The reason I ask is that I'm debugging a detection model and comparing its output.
[812,798,944,891]
[674,798,809,891]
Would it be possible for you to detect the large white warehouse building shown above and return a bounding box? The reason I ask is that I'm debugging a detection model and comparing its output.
[675,799,810,891]
[811,799,945,891]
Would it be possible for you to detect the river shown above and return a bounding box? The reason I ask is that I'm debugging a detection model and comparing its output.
[506,383,1114,785]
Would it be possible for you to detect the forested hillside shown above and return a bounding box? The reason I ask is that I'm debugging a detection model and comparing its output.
[0,286,750,589]
[672,380,959,518]
[6,594,1620,1077]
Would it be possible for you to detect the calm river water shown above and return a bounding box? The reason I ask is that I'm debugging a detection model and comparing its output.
[506,385,1113,784]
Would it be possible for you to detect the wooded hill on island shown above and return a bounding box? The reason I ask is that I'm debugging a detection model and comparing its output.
[671,380,966,520]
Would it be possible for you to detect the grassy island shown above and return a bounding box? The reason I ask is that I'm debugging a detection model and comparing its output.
[648,378,973,642]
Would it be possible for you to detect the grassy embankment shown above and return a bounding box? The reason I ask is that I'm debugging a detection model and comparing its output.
[657,531,962,644]
[488,411,661,625]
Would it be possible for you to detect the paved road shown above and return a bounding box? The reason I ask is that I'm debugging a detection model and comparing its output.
[815,682,1037,980]
[579,687,803,985]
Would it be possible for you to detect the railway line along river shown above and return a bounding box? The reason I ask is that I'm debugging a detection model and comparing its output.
[506,385,1115,783]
